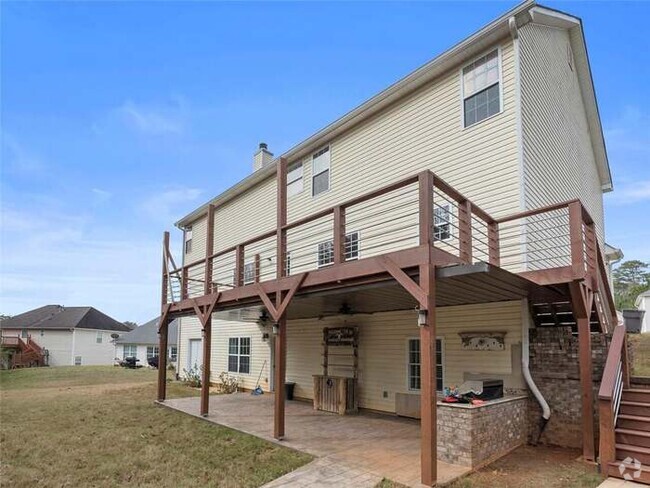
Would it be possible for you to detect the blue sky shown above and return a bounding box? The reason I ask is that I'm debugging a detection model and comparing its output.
[1,1,648,323]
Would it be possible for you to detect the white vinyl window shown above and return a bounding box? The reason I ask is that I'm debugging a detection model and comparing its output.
[408,338,444,392]
[123,344,137,359]
[287,162,304,197]
[462,49,501,127]
[243,262,256,285]
[312,146,330,197]
[433,204,452,241]
[228,337,251,374]
[96,331,103,344]
[147,346,159,359]
[169,346,178,362]
[317,232,359,267]
[185,226,193,254]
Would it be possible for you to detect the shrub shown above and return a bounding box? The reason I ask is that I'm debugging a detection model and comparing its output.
[216,372,239,394]
[182,365,202,388]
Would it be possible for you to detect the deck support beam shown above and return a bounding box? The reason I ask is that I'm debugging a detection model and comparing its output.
[569,280,596,462]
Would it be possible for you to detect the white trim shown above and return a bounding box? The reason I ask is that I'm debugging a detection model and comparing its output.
[460,45,504,130]
[406,336,444,393]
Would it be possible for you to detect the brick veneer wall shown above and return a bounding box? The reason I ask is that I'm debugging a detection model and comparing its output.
[528,326,611,448]
[437,397,528,468]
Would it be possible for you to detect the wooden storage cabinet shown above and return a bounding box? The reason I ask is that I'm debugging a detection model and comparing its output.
[313,375,358,415]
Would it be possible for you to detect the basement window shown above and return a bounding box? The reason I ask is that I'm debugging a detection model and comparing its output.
[408,338,444,392]
[228,337,251,374]
[185,226,193,254]
[462,49,501,127]
[287,162,304,197]
[312,146,330,197]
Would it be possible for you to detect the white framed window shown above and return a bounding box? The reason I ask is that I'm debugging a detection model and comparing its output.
[169,346,178,362]
[462,49,502,128]
[96,331,103,344]
[21,329,28,339]
[407,338,444,392]
[228,337,251,374]
[287,162,304,197]
[185,226,193,254]
[74,356,82,366]
[312,146,330,197]
[147,346,159,359]
[317,232,359,267]
[243,262,256,285]
[123,344,137,359]
[433,204,452,241]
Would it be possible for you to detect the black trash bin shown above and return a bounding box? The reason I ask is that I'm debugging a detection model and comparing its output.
[285,382,296,400]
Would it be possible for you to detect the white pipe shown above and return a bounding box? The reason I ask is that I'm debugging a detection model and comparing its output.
[522,299,551,420]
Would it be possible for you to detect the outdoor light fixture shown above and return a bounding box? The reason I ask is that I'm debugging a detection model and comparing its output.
[272,323,280,335]
[417,309,427,327]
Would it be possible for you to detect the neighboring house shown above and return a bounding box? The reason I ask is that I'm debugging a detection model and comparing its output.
[0,305,130,366]
[636,290,650,334]
[153,2,644,486]
[115,317,179,367]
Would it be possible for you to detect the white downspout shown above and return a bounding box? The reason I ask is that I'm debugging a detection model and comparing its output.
[522,300,551,423]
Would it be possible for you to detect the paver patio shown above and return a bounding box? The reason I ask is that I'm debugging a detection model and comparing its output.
[161,393,470,487]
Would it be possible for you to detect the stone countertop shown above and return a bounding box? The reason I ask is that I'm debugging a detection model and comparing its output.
[436,395,528,410]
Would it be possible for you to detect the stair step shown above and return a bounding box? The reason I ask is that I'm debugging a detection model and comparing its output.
[620,401,650,417]
[624,389,650,403]
[616,428,650,448]
[609,460,650,483]
[619,415,650,432]
[616,443,650,465]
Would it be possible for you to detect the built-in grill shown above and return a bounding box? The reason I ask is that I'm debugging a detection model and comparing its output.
[472,379,504,401]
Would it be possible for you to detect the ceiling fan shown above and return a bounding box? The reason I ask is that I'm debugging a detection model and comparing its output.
[317,302,374,320]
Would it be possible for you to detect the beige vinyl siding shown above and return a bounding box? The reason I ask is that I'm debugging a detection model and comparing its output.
[287,39,520,227]
[177,317,271,391]
[287,300,524,413]
[520,23,604,246]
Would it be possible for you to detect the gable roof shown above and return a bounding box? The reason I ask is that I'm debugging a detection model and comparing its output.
[115,317,179,346]
[0,305,131,332]
[176,0,611,229]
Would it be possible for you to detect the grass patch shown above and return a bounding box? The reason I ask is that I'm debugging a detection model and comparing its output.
[0,366,312,487]
[629,332,650,376]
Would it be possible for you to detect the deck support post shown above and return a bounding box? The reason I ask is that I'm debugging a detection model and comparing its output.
[570,280,596,462]
[157,304,171,402]
[200,317,212,417]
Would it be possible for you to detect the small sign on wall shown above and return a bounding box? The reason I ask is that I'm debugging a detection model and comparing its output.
[458,331,507,351]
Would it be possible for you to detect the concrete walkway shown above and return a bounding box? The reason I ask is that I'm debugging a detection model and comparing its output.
[597,479,648,488]
[161,393,470,487]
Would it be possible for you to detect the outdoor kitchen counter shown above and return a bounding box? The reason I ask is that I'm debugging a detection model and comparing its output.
[436,395,528,468]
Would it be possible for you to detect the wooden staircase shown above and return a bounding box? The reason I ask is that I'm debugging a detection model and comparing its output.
[1,336,47,368]
[600,328,650,484]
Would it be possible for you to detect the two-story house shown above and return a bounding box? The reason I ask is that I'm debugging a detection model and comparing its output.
[154,2,646,486]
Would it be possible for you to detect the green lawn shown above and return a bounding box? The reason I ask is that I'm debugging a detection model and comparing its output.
[0,366,312,487]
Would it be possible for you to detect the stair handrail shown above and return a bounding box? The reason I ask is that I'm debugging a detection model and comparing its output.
[598,324,630,470]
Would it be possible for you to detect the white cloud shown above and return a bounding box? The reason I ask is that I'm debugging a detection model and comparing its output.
[606,180,650,205]
[1,134,47,175]
[116,98,186,136]
[138,186,203,224]
[91,188,112,205]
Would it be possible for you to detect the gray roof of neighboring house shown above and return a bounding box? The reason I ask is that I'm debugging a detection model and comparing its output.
[115,317,178,346]
[0,305,131,332]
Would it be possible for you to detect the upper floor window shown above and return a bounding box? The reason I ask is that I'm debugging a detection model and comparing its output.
[462,49,501,127]
[317,232,359,267]
[434,205,452,241]
[287,162,304,197]
[21,329,28,339]
[185,226,193,254]
[96,331,103,344]
[243,262,256,285]
[312,146,330,197]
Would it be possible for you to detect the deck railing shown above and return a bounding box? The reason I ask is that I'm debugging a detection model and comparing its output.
[598,324,629,469]
[162,170,613,312]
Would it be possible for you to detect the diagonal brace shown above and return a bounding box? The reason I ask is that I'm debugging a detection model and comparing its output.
[379,255,428,308]
[255,273,308,322]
